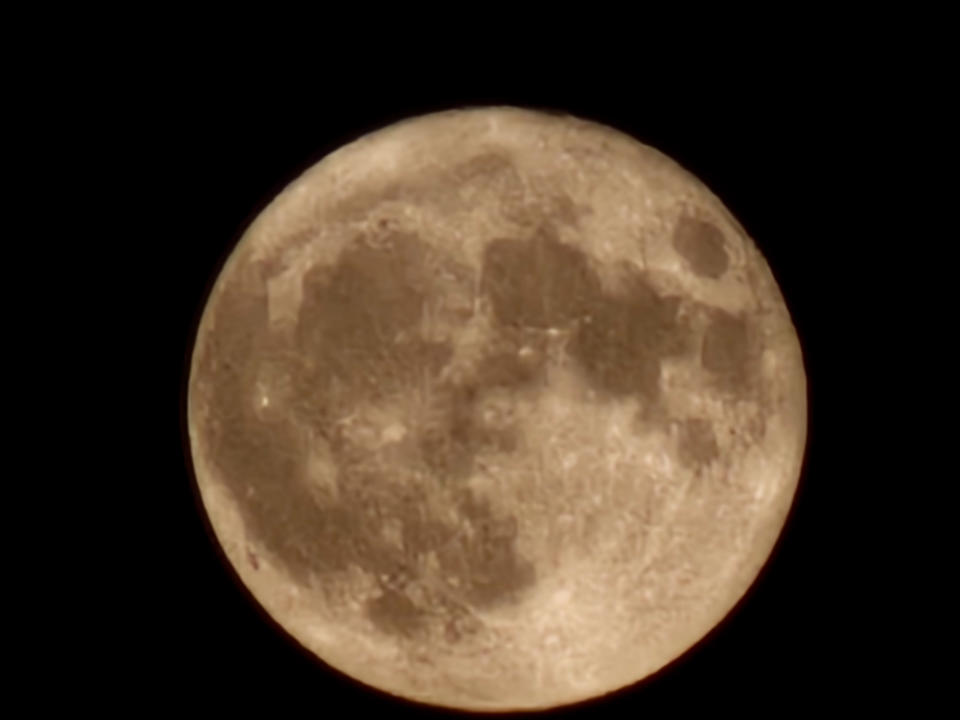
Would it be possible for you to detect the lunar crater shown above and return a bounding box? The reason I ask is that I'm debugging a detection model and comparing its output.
[672,214,730,279]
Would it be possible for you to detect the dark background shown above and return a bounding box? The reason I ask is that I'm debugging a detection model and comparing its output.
[147,76,877,716]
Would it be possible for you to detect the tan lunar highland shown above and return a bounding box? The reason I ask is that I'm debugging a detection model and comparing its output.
[186,107,807,712]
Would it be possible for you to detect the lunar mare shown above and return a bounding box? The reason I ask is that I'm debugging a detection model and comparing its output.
[187,107,807,711]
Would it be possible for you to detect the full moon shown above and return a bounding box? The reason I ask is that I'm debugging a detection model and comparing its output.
[186,107,807,711]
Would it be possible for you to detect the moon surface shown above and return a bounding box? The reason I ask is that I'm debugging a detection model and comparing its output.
[186,107,807,711]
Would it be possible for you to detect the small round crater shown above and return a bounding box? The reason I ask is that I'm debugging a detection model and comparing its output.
[672,215,729,279]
